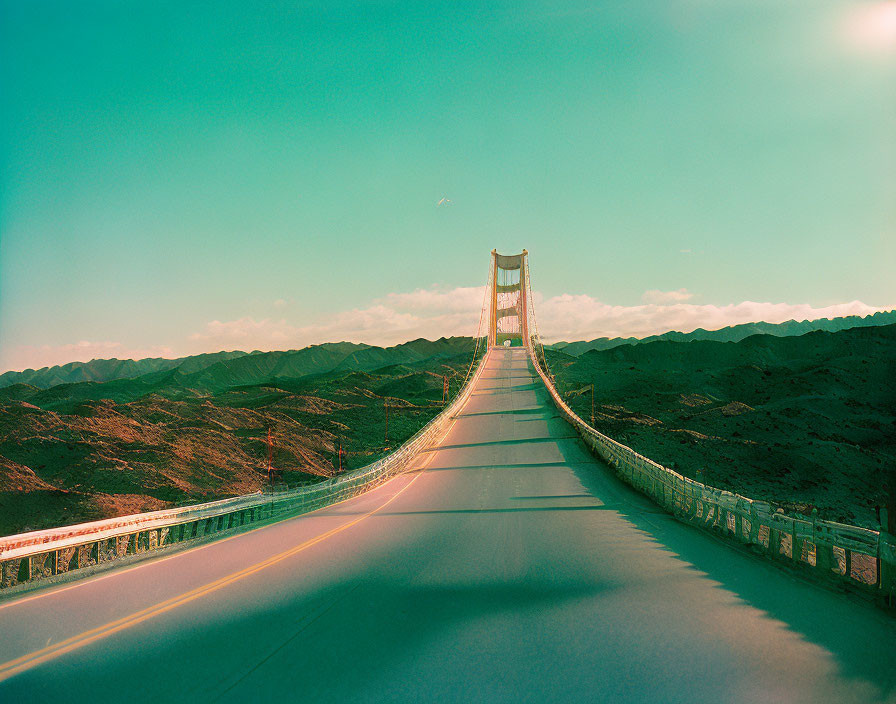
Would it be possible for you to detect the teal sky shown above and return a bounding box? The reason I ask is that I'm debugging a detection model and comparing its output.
[1,1,894,371]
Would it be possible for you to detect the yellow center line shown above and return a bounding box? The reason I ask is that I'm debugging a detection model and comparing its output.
[1,395,464,614]
[0,510,285,614]
[0,462,433,683]
[0,464,412,613]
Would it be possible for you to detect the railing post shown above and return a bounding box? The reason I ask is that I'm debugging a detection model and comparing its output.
[879,506,895,605]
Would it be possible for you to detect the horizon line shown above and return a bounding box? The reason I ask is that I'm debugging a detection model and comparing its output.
[2,308,893,376]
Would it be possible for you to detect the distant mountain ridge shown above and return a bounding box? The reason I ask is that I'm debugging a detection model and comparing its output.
[4,309,893,388]
[0,343,370,390]
[0,351,249,389]
[0,337,474,400]
[548,310,896,356]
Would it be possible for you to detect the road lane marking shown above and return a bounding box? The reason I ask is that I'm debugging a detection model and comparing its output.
[0,520,260,613]
[0,469,426,684]
[1,379,469,614]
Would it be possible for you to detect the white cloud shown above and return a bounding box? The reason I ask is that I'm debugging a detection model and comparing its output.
[187,286,490,352]
[273,298,287,308]
[383,286,485,315]
[189,318,297,345]
[6,288,892,372]
[641,288,694,304]
[188,288,892,352]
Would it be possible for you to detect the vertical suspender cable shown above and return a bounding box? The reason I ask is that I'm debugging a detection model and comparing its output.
[524,256,548,376]
[461,258,493,390]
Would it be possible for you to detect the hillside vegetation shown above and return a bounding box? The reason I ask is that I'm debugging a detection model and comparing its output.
[548,324,896,528]
[3,315,892,538]
[0,338,477,537]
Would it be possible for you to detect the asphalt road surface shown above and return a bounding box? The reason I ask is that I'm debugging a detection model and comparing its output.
[1,347,894,703]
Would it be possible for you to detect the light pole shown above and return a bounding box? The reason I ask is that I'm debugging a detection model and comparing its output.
[267,426,274,515]
[588,383,594,426]
[565,384,595,426]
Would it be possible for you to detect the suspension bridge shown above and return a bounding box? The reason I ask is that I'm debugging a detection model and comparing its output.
[0,251,893,703]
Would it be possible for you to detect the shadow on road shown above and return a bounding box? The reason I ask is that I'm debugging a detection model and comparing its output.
[559,405,896,700]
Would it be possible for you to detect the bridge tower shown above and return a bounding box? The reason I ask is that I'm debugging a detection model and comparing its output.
[488,249,529,347]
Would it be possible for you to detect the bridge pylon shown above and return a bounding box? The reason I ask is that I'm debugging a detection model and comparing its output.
[488,249,529,347]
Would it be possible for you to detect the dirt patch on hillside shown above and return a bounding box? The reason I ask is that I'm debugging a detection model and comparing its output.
[0,351,475,537]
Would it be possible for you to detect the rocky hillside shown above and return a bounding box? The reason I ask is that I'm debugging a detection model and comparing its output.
[547,324,896,529]
[0,338,479,537]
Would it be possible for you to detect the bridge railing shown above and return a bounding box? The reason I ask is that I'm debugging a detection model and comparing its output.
[525,342,895,607]
[0,350,489,592]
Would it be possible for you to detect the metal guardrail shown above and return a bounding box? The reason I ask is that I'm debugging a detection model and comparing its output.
[525,342,895,607]
[0,493,267,562]
[0,352,489,591]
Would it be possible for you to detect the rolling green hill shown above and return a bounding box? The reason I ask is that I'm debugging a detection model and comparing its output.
[2,318,891,536]
[547,323,896,528]
[0,338,479,536]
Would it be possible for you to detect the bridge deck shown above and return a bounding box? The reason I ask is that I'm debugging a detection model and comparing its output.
[1,347,894,702]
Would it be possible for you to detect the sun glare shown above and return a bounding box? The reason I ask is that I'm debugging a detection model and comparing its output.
[843,1,896,52]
